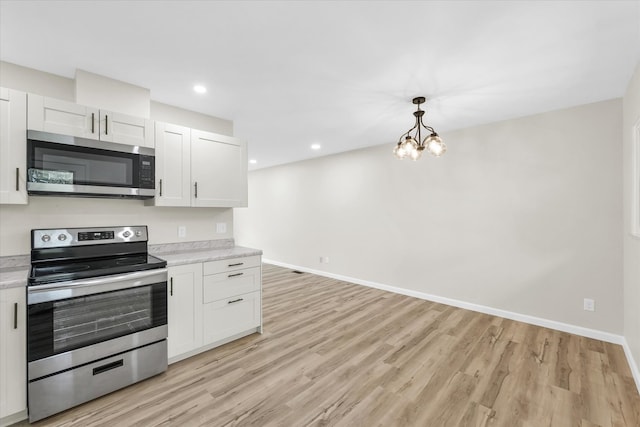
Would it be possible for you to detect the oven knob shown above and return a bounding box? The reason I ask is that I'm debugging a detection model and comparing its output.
[58,234,67,241]
[41,234,51,242]
[135,231,142,237]
[123,231,132,238]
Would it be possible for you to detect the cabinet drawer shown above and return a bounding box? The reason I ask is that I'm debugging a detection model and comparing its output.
[203,267,260,303]
[202,291,260,345]
[203,255,261,275]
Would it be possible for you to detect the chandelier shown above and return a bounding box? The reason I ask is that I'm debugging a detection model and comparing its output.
[393,96,446,160]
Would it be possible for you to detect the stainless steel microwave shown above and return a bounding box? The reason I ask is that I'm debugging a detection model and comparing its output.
[27,130,155,199]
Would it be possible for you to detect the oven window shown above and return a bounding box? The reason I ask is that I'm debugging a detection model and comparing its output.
[29,141,134,187]
[28,282,167,362]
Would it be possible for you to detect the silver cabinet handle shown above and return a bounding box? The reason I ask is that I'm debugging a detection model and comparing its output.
[159,179,163,197]
[105,114,108,135]
[170,277,173,296]
[15,167,19,191]
[194,182,198,198]
[228,272,243,278]
[228,263,244,267]
[228,298,243,304]
[13,302,17,329]
[91,112,95,133]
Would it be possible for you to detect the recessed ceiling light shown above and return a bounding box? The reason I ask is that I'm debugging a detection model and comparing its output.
[193,85,207,94]
[311,144,321,150]
[249,159,257,164]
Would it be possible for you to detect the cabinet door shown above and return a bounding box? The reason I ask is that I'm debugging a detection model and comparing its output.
[0,287,27,420]
[0,88,28,205]
[167,264,203,359]
[99,110,154,147]
[152,122,191,207]
[191,129,248,208]
[27,94,99,139]
[202,291,260,345]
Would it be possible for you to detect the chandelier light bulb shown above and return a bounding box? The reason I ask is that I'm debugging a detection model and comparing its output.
[425,134,446,157]
[394,143,407,159]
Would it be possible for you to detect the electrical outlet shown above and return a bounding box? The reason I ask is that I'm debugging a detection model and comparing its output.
[178,226,186,238]
[583,298,595,312]
[320,256,330,264]
[216,222,227,234]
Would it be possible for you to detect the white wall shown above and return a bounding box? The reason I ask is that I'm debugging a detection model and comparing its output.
[151,101,233,136]
[0,61,75,101]
[0,62,237,256]
[75,69,151,118]
[623,63,640,377]
[236,99,623,334]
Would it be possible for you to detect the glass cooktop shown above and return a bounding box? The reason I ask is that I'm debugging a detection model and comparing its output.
[29,254,166,286]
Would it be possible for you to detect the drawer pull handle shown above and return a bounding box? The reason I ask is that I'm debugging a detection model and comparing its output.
[228,298,243,304]
[13,302,18,329]
[228,262,244,267]
[228,272,244,278]
[93,359,124,376]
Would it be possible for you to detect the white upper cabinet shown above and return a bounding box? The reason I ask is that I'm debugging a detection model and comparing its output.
[191,129,247,208]
[149,124,248,208]
[28,94,99,139]
[27,94,153,147]
[0,88,28,205]
[153,122,191,206]
[98,110,154,148]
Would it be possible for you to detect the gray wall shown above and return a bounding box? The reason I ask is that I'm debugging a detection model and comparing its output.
[235,99,623,334]
[623,63,640,378]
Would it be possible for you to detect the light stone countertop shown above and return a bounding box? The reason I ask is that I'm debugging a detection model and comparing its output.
[0,267,30,290]
[0,240,262,290]
[154,245,262,267]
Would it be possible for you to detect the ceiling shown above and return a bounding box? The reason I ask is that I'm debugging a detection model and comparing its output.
[1,1,639,170]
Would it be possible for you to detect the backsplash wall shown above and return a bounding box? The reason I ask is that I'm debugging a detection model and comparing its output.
[0,197,234,256]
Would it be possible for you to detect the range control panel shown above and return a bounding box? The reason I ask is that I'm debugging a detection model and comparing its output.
[32,226,148,249]
[78,231,115,241]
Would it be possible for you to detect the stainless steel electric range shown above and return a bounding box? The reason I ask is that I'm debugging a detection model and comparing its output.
[26,225,168,422]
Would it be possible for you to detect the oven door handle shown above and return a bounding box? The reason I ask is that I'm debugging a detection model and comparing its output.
[27,268,168,305]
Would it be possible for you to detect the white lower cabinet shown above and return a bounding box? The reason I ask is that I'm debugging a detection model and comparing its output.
[167,256,262,363]
[203,291,261,344]
[0,287,27,424]
[167,263,203,360]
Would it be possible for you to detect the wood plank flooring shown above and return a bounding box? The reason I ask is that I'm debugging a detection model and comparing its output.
[19,264,640,427]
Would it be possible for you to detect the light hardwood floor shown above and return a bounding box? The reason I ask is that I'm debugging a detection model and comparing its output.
[19,264,640,426]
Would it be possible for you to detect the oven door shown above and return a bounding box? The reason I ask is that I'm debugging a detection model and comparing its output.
[27,269,167,371]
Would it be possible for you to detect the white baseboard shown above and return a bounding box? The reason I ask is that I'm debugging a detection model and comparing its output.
[622,338,640,393]
[264,258,640,393]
